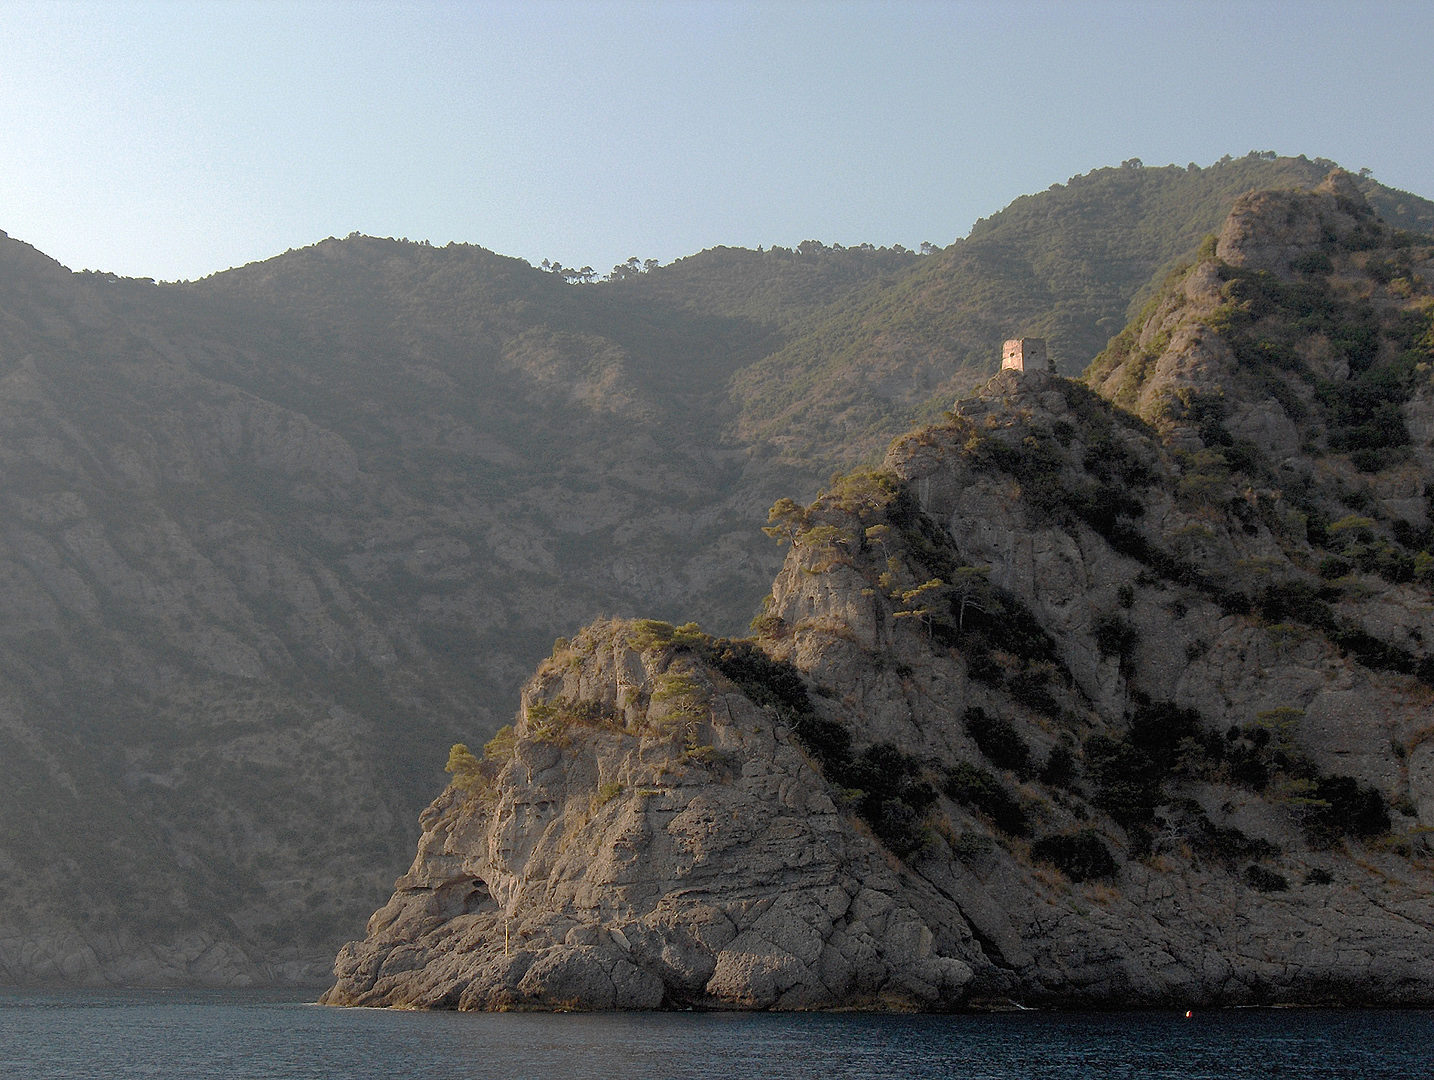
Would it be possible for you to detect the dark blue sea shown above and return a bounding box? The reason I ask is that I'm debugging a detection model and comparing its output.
[0,990,1429,1079]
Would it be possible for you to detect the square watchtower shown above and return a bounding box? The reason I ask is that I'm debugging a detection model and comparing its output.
[1001,338,1048,372]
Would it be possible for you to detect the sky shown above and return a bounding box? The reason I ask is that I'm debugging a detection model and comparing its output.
[1,0,1431,283]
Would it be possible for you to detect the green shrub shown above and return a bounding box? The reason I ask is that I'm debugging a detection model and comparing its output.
[1255,581,1336,631]
[866,794,935,858]
[1329,622,1419,679]
[1303,775,1390,843]
[1178,802,1281,864]
[875,485,1068,677]
[1317,556,1351,579]
[944,762,1029,836]
[1318,375,1410,453]
[446,742,480,775]
[446,742,485,790]
[1031,830,1117,882]
[1039,744,1077,788]
[1243,863,1289,892]
[1339,222,1383,252]
[1008,664,1063,718]
[1085,701,1203,827]
[1291,250,1333,275]
[706,637,811,715]
[844,743,938,857]
[482,726,516,761]
[568,699,620,726]
[1350,447,1394,472]
[964,707,1033,777]
[949,831,995,862]
[525,701,571,742]
[707,637,859,768]
[1093,614,1139,668]
[1085,734,1163,826]
[628,619,676,650]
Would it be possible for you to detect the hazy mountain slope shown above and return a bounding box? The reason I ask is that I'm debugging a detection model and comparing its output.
[0,242,420,983]
[732,154,1434,468]
[0,232,907,984]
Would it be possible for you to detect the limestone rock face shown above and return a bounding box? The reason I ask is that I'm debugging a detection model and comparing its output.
[762,371,1434,1006]
[324,620,977,1010]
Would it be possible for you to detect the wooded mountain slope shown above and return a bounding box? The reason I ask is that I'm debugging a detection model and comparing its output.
[0,154,1429,985]
[734,154,1434,466]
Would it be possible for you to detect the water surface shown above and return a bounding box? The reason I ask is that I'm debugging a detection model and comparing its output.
[0,990,1428,1079]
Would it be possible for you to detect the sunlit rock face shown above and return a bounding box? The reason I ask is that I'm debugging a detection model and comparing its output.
[323,620,976,1011]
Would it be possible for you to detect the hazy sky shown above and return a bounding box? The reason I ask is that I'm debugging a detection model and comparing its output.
[2,0,1431,282]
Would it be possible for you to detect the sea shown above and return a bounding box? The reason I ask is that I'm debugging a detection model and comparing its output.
[0,990,1429,1079]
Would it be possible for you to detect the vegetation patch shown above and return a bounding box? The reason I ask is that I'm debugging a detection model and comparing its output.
[963,707,1033,778]
[1039,743,1077,788]
[1030,830,1117,882]
[1165,799,1281,865]
[1253,580,1425,681]
[1085,702,1392,849]
[1085,700,1203,829]
[1301,775,1391,844]
[445,743,484,791]
[943,762,1029,837]
[1092,614,1140,673]
[525,695,625,743]
[1243,864,1290,892]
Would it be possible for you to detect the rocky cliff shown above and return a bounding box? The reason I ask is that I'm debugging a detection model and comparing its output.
[327,173,1434,1009]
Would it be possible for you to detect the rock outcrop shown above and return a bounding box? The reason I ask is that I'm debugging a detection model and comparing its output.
[323,620,976,1010]
[328,174,1434,1010]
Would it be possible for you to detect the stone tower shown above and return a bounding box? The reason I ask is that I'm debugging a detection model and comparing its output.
[1001,338,1048,373]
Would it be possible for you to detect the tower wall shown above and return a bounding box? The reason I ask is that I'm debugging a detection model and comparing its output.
[1001,338,1049,372]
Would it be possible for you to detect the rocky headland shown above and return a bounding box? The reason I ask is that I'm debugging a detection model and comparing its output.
[325,173,1434,1010]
